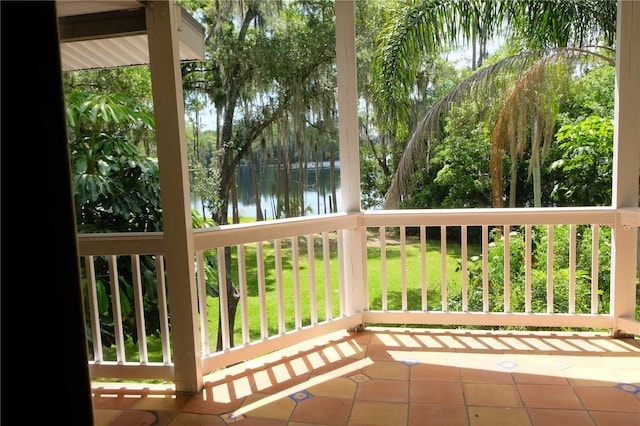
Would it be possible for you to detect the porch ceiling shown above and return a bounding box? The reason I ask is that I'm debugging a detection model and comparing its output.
[56,0,205,71]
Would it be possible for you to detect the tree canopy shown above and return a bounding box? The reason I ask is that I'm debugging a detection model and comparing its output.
[375,0,617,209]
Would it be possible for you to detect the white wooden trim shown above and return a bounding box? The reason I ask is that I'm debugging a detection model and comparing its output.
[363,311,613,329]
[611,0,640,331]
[145,0,201,392]
[200,316,363,374]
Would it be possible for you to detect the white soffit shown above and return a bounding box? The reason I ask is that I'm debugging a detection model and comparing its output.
[56,0,205,71]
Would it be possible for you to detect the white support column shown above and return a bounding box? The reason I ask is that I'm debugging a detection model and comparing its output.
[145,0,202,392]
[335,0,365,317]
[611,0,640,335]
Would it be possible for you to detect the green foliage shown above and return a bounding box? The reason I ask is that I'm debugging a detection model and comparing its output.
[549,116,613,206]
[191,161,221,220]
[401,102,493,209]
[64,67,156,154]
[452,225,611,318]
[191,209,220,299]
[431,107,492,208]
[67,92,161,233]
[67,89,164,350]
[559,64,615,123]
[359,142,392,209]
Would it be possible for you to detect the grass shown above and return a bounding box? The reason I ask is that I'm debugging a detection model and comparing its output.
[204,228,481,348]
[99,227,482,363]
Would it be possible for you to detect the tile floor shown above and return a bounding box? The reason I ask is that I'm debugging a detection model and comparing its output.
[92,327,640,425]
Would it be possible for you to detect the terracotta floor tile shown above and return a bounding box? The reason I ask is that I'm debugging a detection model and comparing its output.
[129,394,188,412]
[348,400,408,425]
[407,350,458,364]
[369,332,404,347]
[356,378,410,402]
[311,356,363,378]
[409,381,465,405]
[411,363,461,382]
[552,354,609,369]
[365,343,401,361]
[517,384,583,409]
[565,367,622,387]
[392,333,426,349]
[408,403,469,426]
[602,355,640,370]
[512,372,569,386]
[252,369,278,392]
[348,330,372,345]
[90,329,638,426]
[227,417,288,425]
[464,383,523,407]
[456,353,505,366]
[202,381,245,404]
[92,392,142,410]
[606,364,640,385]
[167,412,227,425]
[179,391,245,415]
[236,392,296,421]
[460,368,515,384]
[92,409,122,426]
[289,395,352,425]
[527,408,595,426]
[589,410,640,426]
[307,377,357,399]
[108,409,176,426]
[574,386,640,412]
[259,372,311,395]
[362,360,410,380]
[335,340,368,359]
[467,406,530,426]
[288,422,337,426]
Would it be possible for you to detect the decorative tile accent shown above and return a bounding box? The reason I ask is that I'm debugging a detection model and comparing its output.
[289,389,313,402]
[221,412,245,424]
[615,383,640,394]
[401,357,421,366]
[497,360,519,370]
[349,373,370,383]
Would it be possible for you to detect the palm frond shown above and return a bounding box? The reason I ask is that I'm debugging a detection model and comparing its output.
[383,47,614,209]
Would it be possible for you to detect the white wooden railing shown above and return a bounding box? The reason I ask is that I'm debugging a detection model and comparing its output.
[78,207,639,382]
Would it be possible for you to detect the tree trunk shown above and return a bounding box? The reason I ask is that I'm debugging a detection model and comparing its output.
[532,118,543,207]
[299,144,306,216]
[231,177,239,224]
[330,145,337,213]
[249,146,264,221]
[532,152,542,207]
[283,141,291,217]
[275,136,282,219]
[315,143,321,214]
[215,247,239,351]
[509,154,518,208]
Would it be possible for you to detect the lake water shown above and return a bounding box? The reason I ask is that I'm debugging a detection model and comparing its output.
[192,162,341,220]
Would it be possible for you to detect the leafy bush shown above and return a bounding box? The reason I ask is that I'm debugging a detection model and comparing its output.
[452,225,611,317]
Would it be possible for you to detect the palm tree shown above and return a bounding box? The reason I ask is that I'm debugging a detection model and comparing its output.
[375,0,616,208]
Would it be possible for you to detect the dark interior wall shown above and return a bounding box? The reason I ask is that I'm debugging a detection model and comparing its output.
[1,1,94,423]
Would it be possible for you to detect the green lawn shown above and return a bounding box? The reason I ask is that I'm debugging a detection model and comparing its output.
[100,229,479,363]
[206,229,480,346]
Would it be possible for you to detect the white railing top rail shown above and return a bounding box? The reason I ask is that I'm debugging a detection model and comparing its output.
[362,207,618,227]
[75,208,637,257]
[193,212,359,250]
[77,231,165,256]
[76,208,629,256]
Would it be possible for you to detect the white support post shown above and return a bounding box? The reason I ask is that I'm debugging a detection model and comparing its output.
[335,0,365,319]
[611,0,640,335]
[145,0,202,392]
